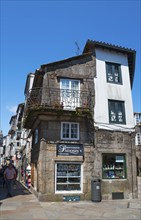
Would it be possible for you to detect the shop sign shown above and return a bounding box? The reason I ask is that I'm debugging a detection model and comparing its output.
[57,144,83,156]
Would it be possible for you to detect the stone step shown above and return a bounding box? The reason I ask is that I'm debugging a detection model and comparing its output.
[129,200,141,210]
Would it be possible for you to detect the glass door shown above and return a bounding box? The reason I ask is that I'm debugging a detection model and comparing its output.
[60,79,80,110]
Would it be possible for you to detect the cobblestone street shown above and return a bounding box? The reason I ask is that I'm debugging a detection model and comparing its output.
[0,181,141,220]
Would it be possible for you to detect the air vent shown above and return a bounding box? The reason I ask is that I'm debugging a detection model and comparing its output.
[112,192,124,200]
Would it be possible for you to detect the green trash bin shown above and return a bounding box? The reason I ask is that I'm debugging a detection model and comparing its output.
[91,179,101,202]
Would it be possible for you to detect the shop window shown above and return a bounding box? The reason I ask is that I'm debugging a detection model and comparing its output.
[106,62,122,84]
[102,154,126,179]
[108,100,126,124]
[55,163,82,193]
[61,122,79,140]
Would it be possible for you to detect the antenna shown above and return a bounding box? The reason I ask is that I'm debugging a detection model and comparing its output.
[75,41,81,55]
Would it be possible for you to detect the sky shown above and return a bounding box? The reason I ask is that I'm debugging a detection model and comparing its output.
[0,0,141,136]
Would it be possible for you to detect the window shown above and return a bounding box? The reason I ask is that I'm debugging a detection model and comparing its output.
[137,133,141,145]
[108,100,126,124]
[34,129,38,144]
[106,62,122,84]
[102,154,126,179]
[135,114,141,125]
[60,79,80,109]
[55,163,82,193]
[61,122,79,140]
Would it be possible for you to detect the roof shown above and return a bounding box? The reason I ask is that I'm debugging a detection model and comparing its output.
[40,52,92,69]
[83,39,136,88]
[9,115,17,125]
[16,103,24,114]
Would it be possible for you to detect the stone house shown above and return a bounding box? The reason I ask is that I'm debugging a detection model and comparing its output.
[23,39,137,201]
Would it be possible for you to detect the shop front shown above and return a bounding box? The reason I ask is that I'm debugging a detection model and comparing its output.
[30,138,94,201]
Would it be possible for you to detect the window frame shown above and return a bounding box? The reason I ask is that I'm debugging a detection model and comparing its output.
[102,153,127,179]
[60,79,80,110]
[55,162,83,194]
[108,100,126,124]
[106,62,122,84]
[61,122,79,140]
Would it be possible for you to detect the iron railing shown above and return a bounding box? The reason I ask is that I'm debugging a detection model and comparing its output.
[25,87,92,111]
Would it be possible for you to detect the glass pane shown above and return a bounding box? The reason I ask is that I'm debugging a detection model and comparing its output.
[61,79,69,89]
[71,81,79,90]
[114,65,120,83]
[103,154,126,179]
[117,102,124,123]
[56,184,81,191]
[63,124,69,138]
[71,124,78,139]
[57,178,67,183]
[109,102,116,122]
[68,177,80,183]
[107,64,113,82]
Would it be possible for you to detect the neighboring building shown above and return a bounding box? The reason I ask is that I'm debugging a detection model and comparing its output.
[23,39,137,201]
[8,115,17,160]
[2,134,11,164]
[0,130,3,164]
[5,104,24,167]
[134,112,141,176]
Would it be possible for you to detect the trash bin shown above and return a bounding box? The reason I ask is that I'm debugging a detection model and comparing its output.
[91,179,101,202]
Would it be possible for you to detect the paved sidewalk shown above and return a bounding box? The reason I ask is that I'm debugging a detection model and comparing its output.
[0,181,141,220]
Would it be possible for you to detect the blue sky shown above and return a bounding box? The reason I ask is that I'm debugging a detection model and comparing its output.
[0,0,141,136]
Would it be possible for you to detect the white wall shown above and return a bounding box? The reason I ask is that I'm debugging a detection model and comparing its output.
[94,48,135,131]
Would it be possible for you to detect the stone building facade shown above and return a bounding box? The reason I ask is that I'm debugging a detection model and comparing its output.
[23,40,137,201]
[134,112,141,176]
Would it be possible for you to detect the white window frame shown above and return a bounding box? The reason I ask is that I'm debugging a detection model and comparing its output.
[55,162,83,194]
[61,122,79,140]
[60,79,80,110]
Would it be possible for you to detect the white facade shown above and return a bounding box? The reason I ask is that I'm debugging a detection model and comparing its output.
[4,135,11,157]
[94,48,135,131]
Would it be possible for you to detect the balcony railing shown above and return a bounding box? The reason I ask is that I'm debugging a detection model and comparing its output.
[25,87,92,112]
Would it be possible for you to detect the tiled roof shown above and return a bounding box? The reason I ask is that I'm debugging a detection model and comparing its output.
[83,39,136,53]
[83,39,136,88]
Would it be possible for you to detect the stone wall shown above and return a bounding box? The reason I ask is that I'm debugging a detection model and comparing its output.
[31,128,137,201]
[95,129,137,199]
[32,138,95,201]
